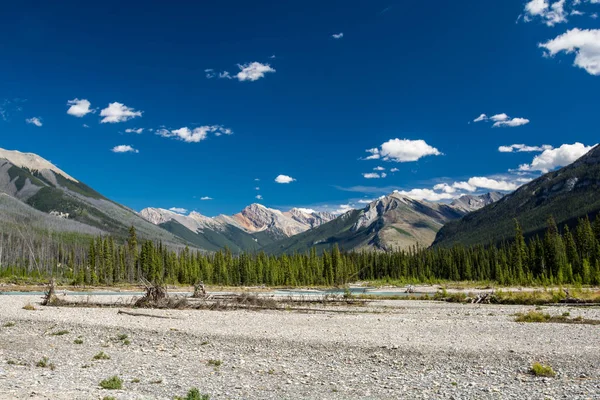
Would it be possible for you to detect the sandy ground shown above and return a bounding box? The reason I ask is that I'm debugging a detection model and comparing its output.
[0,295,599,399]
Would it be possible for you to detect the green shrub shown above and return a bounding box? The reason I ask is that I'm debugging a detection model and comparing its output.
[93,351,111,360]
[51,330,70,336]
[175,388,210,400]
[99,376,123,390]
[530,362,556,377]
[207,359,222,367]
[74,338,84,345]
[3,321,15,327]
[515,311,551,323]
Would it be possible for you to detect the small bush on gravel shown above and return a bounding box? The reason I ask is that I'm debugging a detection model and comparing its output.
[51,330,70,336]
[515,311,600,325]
[93,351,111,360]
[207,359,222,367]
[174,388,210,400]
[99,376,123,390]
[515,311,551,323]
[74,338,83,345]
[530,362,556,377]
[36,357,55,370]
[131,378,140,383]
[117,334,128,341]
[3,321,15,327]
[22,303,36,311]
[102,397,117,400]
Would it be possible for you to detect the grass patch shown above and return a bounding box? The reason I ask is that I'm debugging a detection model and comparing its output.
[22,303,36,311]
[175,388,210,400]
[99,376,123,390]
[93,351,111,360]
[117,334,128,341]
[2,321,15,327]
[131,378,140,383]
[207,359,222,367]
[515,311,600,325]
[530,362,556,377]
[150,379,163,384]
[51,330,70,336]
[102,397,117,400]
[36,357,55,370]
[74,338,84,345]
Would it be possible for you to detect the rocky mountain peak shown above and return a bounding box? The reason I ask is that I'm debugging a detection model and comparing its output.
[0,148,78,183]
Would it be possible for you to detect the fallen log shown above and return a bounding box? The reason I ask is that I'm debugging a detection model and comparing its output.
[117,310,177,319]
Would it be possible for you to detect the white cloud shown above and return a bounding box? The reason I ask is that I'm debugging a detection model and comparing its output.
[499,144,553,152]
[332,33,344,39]
[254,178,260,181]
[256,194,263,200]
[25,117,42,127]
[397,188,456,202]
[524,0,568,26]
[373,166,386,171]
[100,102,142,123]
[200,196,213,201]
[473,113,488,122]
[433,183,457,194]
[539,28,600,76]
[125,128,144,134]
[255,187,260,190]
[475,112,530,128]
[592,12,598,19]
[490,113,509,122]
[219,71,233,80]
[363,173,382,179]
[236,62,275,82]
[381,173,387,178]
[111,145,139,154]
[157,126,232,143]
[67,98,94,117]
[369,138,442,162]
[357,199,375,204]
[363,148,381,160]
[334,204,354,214]
[390,168,399,172]
[467,177,519,191]
[295,207,317,214]
[452,181,477,192]
[493,117,531,128]
[169,207,188,214]
[519,142,595,172]
[82,124,89,128]
[275,174,296,184]
[205,69,216,79]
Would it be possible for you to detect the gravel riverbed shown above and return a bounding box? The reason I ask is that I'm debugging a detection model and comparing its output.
[0,295,599,399]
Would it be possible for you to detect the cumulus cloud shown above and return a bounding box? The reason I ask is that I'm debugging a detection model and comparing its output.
[157,126,232,143]
[256,194,263,200]
[467,177,519,191]
[205,69,216,79]
[539,28,600,76]
[473,113,488,122]
[519,142,595,172]
[493,117,531,128]
[333,204,354,214]
[363,173,383,179]
[82,124,89,128]
[236,62,275,82]
[397,188,456,202]
[499,144,553,152]
[67,98,94,117]
[357,199,375,204]
[332,33,344,39]
[100,102,142,123]
[125,128,144,134]
[275,175,296,184]
[474,112,530,128]
[433,183,457,194]
[390,168,399,172]
[523,0,568,26]
[219,71,233,80]
[373,166,386,171]
[111,145,139,153]
[169,207,188,214]
[255,187,260,191]
[452,181,477,192]
[200,196,213,201]
[25,117,42,127]
[365,139,442,163]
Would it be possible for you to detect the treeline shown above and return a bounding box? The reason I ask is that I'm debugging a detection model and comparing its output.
[1,216,600,286]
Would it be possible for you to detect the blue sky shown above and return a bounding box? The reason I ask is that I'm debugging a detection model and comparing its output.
[1,0,599,216]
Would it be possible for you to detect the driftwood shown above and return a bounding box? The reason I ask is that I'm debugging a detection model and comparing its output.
[117,310,176,319]
[41,278,64,306]
[192,281,207,298]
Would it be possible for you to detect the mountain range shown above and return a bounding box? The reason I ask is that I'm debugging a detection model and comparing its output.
[15,143,600,256]
[434,144,600,247]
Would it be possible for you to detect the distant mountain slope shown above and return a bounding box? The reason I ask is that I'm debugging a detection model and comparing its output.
[262,191,501,254]
[139,205,336,252]
[450,192,504,213]
[0,148,186,246]
[434,145,600,247]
